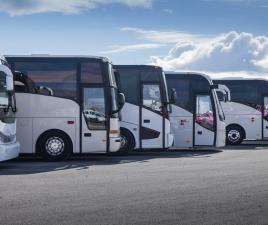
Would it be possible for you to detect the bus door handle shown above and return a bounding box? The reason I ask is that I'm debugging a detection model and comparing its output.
[197,131,202,135]
[144,119,150,123]
[84,133,92,137]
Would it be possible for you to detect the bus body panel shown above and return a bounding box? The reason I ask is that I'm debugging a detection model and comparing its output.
[7,56,122,157]
[220,101,262,140]
[34,117,78,152]
[214,79,268,143]
[115,65,173,150]
[120,103,140,149]
[170,105,193,148]
[0,142,20,161]
[141,107,164,149]
[16,93,80,154]
[16,118,33,153]
[164,117,173,148]
[216,119,226,147]
[109,117,122,153]
[194,123,214,146]
[166,73,226,149]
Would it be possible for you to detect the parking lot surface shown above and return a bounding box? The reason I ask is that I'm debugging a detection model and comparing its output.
[1,145,268,225]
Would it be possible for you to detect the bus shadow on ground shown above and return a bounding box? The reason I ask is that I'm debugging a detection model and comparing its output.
[0,150,221,176]
[223,141,268,150]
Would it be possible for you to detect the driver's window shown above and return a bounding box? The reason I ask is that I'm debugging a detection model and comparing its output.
[83,87,107,130]
[143,84,162,112]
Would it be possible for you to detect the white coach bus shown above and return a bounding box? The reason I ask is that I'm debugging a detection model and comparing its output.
[6,55,125,161]
[0,56,20,161]
[114,65,176,152]
[165,72,226,148]
[214,78,268,145]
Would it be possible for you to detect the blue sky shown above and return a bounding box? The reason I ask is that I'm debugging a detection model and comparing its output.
[0,0,268,76]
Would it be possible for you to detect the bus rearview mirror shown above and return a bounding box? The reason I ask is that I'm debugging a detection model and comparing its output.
[118,92,125,110]
[170,88,177,104]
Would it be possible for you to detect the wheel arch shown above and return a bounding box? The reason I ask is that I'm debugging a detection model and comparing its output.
[36,129,74,155]
[227,124,246,139]
[120,127,136,148]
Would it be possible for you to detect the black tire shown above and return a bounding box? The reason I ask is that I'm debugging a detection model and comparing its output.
[37,130,73,161]
[226,125,245,145]
[118,128,135,154]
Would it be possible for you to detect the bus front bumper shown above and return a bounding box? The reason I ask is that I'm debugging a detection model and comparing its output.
[109,137,122,153]
[0,142,20,162]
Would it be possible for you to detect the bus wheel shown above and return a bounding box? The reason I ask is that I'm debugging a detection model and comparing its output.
[226,125,244,145]
[37,130,73,161]
[119,128,135,154]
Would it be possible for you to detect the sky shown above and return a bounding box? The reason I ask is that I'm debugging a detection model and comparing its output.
[0,0,268,77]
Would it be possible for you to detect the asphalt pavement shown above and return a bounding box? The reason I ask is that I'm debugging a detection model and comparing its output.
[0,146,268,225]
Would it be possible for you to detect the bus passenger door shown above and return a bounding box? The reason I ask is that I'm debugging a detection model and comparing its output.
[263,96,268,139]
[141,84,164,149]
[194,94,215,146]
[81,86,108,153]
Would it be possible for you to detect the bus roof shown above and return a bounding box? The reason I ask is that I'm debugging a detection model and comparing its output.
[165,72,213,85]
[114,65,163,71]
[213,77,268,82]
[5,55,112,63]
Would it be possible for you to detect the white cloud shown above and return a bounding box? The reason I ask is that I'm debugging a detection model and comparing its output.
[149,31,268,75]
[0,0,153,16]
[101,43,165,54]
[121,27,209,44]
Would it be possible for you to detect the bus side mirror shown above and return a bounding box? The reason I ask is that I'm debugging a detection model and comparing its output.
[118,92,125,111]
[170,88,177,104]
[216,91,225,102]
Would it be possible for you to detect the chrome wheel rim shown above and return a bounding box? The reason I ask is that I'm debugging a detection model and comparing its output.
[45,137,65,156]
[120,135,127,150]
[228,130,241,143]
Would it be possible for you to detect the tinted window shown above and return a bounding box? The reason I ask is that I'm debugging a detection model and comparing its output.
[192,77,211,92]
[219,81,261,106]
[140,69,161,82]
[166,77,193,112]
[14,62,77,100]
[116,69,139,105]
[81,62,103,84]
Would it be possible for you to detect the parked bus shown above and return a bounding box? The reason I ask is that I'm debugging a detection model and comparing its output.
[214,78,268,145]
[114,65,176,152]
[6,55,125,161]
[0,56,20,162]
[165,72,226,148]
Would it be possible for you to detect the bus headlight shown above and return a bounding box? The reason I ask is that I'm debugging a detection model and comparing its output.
[0,132,15,143]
